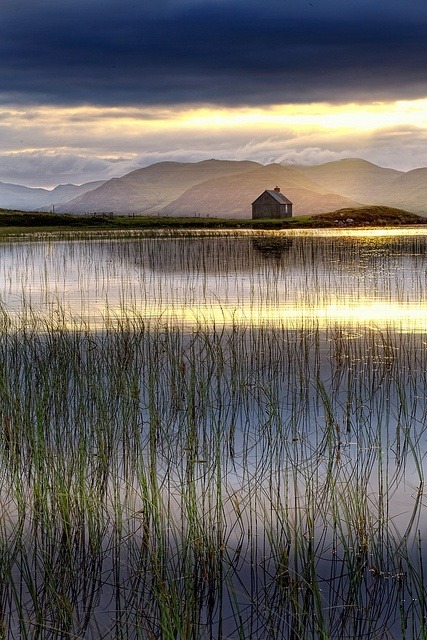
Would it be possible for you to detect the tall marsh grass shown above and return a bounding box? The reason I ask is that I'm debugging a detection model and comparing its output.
[0,230,426,638]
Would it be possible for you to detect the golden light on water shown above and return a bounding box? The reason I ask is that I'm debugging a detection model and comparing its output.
[3,229,427,332]
[14,300,425,332]
[136,301,427,331]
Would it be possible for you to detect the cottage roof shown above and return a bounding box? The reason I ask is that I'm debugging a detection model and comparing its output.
[264,190,293,205]
[252,189,293,206]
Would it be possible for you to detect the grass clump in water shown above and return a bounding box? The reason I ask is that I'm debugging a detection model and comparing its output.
[0,231,426,638]
[0,315,425,638]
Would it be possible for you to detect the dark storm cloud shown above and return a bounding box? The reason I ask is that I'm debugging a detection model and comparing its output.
[1,0,426,106]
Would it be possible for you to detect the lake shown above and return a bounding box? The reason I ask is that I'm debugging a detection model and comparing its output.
[0,228,426,639]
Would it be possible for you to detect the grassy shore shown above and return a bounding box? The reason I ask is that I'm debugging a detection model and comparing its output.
[0,205,424,236]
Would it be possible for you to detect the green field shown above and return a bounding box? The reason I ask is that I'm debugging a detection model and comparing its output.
[0,205,424,236]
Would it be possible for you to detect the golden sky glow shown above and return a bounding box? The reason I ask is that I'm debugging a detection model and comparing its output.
[1,97,426,186]
[178,100,427,132]
[2,99,427,155]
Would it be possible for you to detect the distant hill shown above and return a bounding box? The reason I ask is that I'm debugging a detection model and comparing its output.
[0,180,104,211]
[382,168,427,214]
[40,181,106,209]
[160,164,362,218]
[2,157,427,216]
[0,181,51,211]
[55,160,261,214]
[298,159,402,200]
[56,158,426,218]
[297,159,427,215]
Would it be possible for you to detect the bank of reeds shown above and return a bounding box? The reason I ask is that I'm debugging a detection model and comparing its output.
[0,313,425,638]
[0,231,426,638]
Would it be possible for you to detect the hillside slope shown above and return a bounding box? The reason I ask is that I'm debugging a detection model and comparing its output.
[382,168,427,214]
[56,160,261,214]
[299,159,402,200]
[297,159,427,214]
[0,180,104,211]
[160,164,362,218]
[3,158,426,216]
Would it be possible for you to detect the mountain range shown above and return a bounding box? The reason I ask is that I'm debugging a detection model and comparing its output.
[0,180,105,211]
[300,159,427,215]
[1,158,426,217]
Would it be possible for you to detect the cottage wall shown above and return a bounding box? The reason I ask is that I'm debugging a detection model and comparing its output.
[252,192,281,219]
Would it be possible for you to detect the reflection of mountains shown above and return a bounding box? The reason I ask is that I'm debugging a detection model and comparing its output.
[106,235,427,275]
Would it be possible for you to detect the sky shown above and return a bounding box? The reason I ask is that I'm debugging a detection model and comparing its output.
[0,0,426,187]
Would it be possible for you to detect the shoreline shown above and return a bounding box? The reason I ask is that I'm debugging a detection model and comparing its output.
[0,205,425,236]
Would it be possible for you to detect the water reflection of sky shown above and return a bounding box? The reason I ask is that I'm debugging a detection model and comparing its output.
[1,230,427,330]
[1,229,427,638]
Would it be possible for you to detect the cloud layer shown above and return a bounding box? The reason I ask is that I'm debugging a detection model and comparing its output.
[0,1,426,186]
[1,0,426,107]
[0,152,139,187]
[1,119,426,187]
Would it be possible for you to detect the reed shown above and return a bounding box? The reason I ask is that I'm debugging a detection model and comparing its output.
[0,230,426,638]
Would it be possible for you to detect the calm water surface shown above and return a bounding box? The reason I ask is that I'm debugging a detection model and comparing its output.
[1,227,427,329]
[1,228,427,639]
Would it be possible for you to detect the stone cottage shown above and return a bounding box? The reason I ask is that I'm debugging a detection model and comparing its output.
[252,187,293,219]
